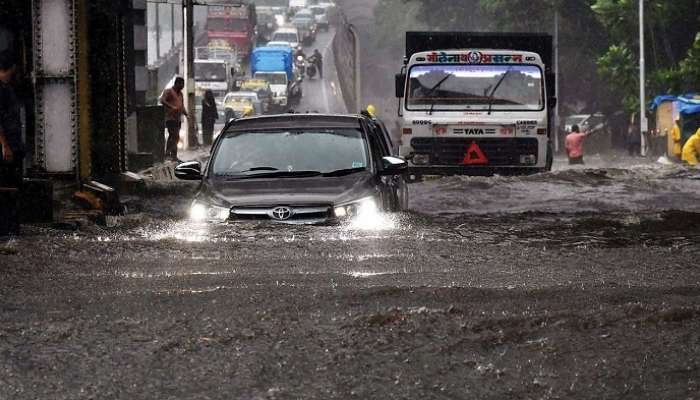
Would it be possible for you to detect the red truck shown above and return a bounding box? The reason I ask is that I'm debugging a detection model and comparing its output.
[207,3,257,57]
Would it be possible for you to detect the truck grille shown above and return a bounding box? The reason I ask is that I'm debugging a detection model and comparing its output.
[410,137,539,166]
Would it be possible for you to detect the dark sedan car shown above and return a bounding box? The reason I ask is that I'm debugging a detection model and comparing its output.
[175,114,408,224]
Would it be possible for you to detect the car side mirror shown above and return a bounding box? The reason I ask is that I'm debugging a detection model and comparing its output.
[395,73,406,98]
[379,156,408,176]
[175,161,203,180]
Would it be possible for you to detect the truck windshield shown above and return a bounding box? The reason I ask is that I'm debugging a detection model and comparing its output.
[195,63,227,82]
[407,64,544,112]
[256,73,287,85]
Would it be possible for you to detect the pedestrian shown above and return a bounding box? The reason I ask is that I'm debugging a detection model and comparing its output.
[159,77,188,161]
[0,47,23,189]
[311,49,323,79]
[565,124,588,165]
[201,90,218,146]
[671,116,682,159]
[626,119,641,156]
[681,127,700,166]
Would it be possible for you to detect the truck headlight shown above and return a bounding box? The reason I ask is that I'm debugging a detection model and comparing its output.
[334,197,378,219]
[190,202,230,222]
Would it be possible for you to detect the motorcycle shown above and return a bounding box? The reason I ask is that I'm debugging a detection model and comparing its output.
[295,55,307,78]
[306,62,317,79]
[306,55,319,79]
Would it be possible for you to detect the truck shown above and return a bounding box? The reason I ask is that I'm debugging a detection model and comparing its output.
[395,32,556,177]
[206,3,257,57]
[250,46,302,109]
[194,58,235,101]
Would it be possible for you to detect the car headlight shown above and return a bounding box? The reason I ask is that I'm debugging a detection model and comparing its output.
[334,197,378,219]
[190,202,230,222]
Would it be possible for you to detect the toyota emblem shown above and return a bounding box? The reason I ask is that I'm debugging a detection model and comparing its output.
[271,206,293,221]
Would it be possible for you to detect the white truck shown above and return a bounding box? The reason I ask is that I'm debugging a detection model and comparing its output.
[194,58,236,101]
[396,32,556,176]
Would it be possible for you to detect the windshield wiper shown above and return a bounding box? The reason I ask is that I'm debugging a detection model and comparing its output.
[486,67,513,115]
[226,170,322,180]
[239,167,280,172]
[425,74,453,116]
[322,167,366,177]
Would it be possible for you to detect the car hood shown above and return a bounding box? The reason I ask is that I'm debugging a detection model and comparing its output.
[200,172,377,207]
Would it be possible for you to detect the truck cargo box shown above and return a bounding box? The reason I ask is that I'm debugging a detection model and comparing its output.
[406,31,554,74]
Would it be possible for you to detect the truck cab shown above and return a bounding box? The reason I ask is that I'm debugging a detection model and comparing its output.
[396,32,556,176]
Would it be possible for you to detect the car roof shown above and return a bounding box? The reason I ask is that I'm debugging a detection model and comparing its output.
[227,91,258,97]
[225,114,365,131]
[274,27,298,34]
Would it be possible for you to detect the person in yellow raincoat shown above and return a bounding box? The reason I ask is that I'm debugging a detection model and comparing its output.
[671,117,682,158]
[681,127,700,165]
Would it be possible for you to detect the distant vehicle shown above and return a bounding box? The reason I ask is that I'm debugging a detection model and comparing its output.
[291,13,317,46]
[266,40,293,49]
[271,27,300,48]
[396,32,556,176]
[222,91,263,121]
[251,46,303,108]
[239,79,273,113]
[206,3,257,57]
[289,0,307,12]
[256,7,280,43]
[194,59,235,101]
[563,113,607,133]
[309,5,329,31]
[175,114,409,224]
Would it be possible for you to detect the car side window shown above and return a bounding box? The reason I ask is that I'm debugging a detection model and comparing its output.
[364,125,386,169]
[367,120,390,157]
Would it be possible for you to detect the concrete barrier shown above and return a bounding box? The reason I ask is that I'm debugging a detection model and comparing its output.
[332,13,361,113]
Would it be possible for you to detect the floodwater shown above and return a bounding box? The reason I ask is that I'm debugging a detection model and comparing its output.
[3,155,700,399]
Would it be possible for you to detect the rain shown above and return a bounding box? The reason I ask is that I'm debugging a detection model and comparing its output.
[2,0,700,398]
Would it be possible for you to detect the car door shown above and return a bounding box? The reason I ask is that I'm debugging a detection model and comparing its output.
[365,119,407,211]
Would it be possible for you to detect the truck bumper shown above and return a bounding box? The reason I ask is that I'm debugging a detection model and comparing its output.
[407,165,545,177]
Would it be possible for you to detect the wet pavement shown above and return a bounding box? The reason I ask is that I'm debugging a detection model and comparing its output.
[2,156,700,399]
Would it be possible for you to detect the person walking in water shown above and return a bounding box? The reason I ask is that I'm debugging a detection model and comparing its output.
[201,90,218,146]
[565,124,588,165]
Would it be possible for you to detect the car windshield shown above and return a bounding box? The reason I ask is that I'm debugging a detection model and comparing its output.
[255,72,287,85]
[212,129,369,176]
[273,32,298,43]
[194,63,227,82]
[407,64,544,111]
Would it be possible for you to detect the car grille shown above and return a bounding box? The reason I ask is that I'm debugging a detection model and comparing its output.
[410,137,539,166]
[230,206,332,223]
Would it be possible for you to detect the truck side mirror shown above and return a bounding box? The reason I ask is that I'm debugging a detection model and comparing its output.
[548,97,557,109]
[395,73,406,98]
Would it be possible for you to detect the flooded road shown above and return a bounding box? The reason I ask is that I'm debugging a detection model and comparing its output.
[2,159,700,399]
